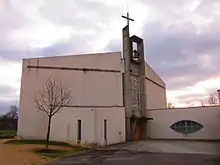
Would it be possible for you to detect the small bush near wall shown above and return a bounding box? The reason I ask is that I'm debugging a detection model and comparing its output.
[0,117,17,139]
[0,130,17,139]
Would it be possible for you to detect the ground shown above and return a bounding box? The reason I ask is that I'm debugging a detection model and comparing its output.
[45,149,220,165]
[0,139,48,165]
[45,140,220,165]
[2,138,220,165]
[108,140,220,155]
[0,139,88,165]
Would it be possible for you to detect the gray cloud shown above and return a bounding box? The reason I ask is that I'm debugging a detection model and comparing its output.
[0,0,108,62]
[0,100,18,115]
[105,39,121,52]
[0,34,97,62]
[143,20,220,90]
[1,0,220,107]
[104,1,220,105]
[39,0,121,32]
[0,0,123,62]
[0,1,26,37]
[0,0,28,61]
[139,0,220,20]
[138,0,220,87]
[0,85,17,98]
[0,84,19,114]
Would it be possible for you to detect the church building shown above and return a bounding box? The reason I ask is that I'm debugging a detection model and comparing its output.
[17,22,167,146]
[18,18,220,152]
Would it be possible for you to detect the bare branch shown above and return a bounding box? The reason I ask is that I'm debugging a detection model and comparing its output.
[33,76,73,117]
[168,102,175,108]
[32,75,72,148]
[200,100,204,107]
[5,105,18,119]
[208,92,219,106]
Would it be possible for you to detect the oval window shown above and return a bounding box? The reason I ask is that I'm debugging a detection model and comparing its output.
[170,120,203,134]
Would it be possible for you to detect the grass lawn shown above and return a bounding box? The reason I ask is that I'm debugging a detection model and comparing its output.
[0,130,16,139]
[5,139,72,146]
[5,139,90,159]
[33,147,88,159]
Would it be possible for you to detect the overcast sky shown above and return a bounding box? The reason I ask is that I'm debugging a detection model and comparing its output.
[0,0,220,113]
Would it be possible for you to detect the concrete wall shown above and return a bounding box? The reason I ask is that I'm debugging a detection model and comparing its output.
[18,52,125,145]
[145,63,165,88]
[147,106,220,140]
[120,60,167,110]
[50,107,125,146]
[145,64,167,109]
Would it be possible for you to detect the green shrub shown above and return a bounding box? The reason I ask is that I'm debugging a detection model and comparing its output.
[0,130,16,139]
[5,139,72,147]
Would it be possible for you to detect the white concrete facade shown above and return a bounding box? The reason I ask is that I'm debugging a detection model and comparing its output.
[50,107,125,146]
[120,60,167,110]
[146,106,220,140]
[18,51,167,145]
[18,52,125,145]
[145,64,167,109]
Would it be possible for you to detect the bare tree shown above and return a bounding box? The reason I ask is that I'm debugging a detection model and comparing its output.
[200,100,204,107]
[208,92,219,106]
[33,76,72,148]
[168,102,175,108]
[5,105,18,119]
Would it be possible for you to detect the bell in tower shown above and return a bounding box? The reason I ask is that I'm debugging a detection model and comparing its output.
[133,49,140,61]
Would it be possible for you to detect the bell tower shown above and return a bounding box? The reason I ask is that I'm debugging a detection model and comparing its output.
[122,14,147,140]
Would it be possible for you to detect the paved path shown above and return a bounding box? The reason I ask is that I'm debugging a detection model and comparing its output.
[107,140,220,155]
[46,140,220,165]
[45,149,220,165]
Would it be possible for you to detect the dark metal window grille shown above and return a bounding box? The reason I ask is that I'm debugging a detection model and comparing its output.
[170,120,203,134]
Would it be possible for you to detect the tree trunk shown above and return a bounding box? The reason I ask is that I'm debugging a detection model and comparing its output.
[46,116,52,148]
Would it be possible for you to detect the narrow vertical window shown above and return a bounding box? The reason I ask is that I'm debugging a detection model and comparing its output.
[104,119,107,145]
[122,73,125,106]
[77,120,81,143]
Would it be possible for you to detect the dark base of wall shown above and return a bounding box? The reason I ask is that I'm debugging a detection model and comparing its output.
[147,138,220,142]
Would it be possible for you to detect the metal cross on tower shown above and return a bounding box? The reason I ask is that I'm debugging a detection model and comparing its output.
[122,12,134,27]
